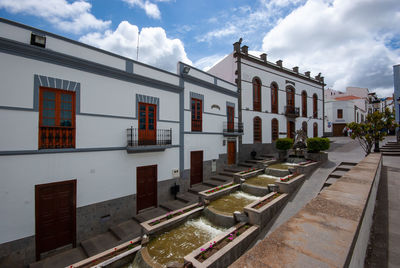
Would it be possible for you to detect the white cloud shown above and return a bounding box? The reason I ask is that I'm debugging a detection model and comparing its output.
[196,25,238,43]
[194,54,228,71]
[79,21,192,72]
[0,0,110,34]
[122,0,164,19]
[261,0,400,97]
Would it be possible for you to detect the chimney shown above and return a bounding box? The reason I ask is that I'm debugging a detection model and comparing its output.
[241,45,248,55]
[276,60,283,68]
[292,66,299,73]
[320,76,324,83]
[305,71,310,78]
[260,53,267,62]
[233,42,241,53]
[315,72,321,80]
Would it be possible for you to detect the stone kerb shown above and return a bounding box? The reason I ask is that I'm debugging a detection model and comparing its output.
[253,159,278,169]
[305,151,328,162]
[198,183,240,202]
[184,223,259,268]
[140,203,203,235]
[67,237,141,268]
[294,161,320,175]
[233,169,264,184]
[244,192,289,228]
[203,206,236,228]
[275,174,305,194]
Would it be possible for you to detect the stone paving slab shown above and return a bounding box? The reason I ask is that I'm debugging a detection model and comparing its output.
[159,199,189,211]
[188,183,210,193]
[29,247,87,268]
[80,232,120,257]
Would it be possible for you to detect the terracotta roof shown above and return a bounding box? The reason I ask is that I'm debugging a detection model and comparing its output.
[387,97,393,100]
[334,95,361,101]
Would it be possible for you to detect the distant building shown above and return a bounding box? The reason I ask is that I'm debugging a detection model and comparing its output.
[208,41,325,160]
[324,87,368,136]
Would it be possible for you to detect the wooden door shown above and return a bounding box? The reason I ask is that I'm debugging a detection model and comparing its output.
[287,87,295,109]
[227,106,234,132]
[138,103,156,145]
[313,123,318,137]
[253,79,261,111]
[287,120,295,139]
[227,141,236,165]
[35,180,76,260]
[137,165,157,213]
[333,123,347,136]
[190,151,203,186]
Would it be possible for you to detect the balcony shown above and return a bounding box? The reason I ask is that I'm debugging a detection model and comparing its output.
[223,122,244,136]
[39,126,75,149]
[285,106,300,118]
[126,127,172,153]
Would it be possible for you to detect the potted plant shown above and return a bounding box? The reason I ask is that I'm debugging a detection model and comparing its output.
[306,137,330,162]
[275,138,293,161]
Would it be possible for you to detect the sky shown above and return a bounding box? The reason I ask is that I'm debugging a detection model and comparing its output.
[0,0,399,97]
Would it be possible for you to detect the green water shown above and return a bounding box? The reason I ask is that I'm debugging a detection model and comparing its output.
[208,191,260,214]
[145,217,226,267]
[245,175,278,187]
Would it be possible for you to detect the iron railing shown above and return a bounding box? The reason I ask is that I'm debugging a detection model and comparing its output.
[191,119,202,132]
[223,121,243,135]
[127,127,172,147]
[285,106,300,118]
[39,126,75,149]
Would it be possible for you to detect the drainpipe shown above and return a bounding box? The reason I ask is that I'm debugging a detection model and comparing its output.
[322,80,325,137]
[233,38,243,159]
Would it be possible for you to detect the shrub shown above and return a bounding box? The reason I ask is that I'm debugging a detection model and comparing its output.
[307,137,330,152]
[275,138,293,151]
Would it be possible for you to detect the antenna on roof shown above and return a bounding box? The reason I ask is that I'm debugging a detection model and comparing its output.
[137,28,140,61]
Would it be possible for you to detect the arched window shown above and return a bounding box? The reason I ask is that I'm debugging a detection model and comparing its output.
[254,116,262,143]
[271,118,279,142]
[302,91,307,117]
[313,94,318,118]
[286,86,295,107]
[253,78,261,112]
[302,121,308,137]
[313,122,318,137]
[271,83,278,114]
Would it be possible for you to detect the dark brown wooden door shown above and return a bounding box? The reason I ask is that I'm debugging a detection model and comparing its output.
[138,103,156,145]
[313,123,318,137]
[287,87,295,107]
[253,78,261,111]
[227,141,236,165]
[191,98,202,131]
[333,123,347,136]
[137,165,157,213]
[35,180,76,260]
[287,120,295,139]
[227,106,234,132]
[271,84,278,114]
[190,151,203,186]
[302,91,307,117]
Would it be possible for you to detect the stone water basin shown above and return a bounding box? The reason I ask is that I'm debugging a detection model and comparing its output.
[244,174,279,187]
[142,217,227,267]
[208,191,260,214]
[267,162,299,170]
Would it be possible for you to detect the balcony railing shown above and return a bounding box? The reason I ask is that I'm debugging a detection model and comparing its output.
[39,126,75,149]
[285,106,300,118]
[191,119,202,132]
[127,127,172,148]
[223,122,244,136]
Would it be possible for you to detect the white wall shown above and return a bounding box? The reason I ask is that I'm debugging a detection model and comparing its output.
[0,148,179,244]
[207,53,236,84]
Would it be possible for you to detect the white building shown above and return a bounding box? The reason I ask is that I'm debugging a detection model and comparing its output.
[208,42,325,160]
[0,18,239,265]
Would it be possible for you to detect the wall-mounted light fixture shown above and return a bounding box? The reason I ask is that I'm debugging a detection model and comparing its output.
[30,33,46,48]
[182,66,190,74]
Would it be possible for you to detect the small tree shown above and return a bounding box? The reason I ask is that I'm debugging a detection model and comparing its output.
[347,108,398,156]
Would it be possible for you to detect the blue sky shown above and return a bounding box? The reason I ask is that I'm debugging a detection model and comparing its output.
[1,0,399,96]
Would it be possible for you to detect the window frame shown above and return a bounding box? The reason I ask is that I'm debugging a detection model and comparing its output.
[301,91,307,117]
[253,116,262,143]
[271,83,278,114]
[337,109,343,119]
[313,94,318,118]
[271,118,279,142]
[38,87,76,149]
[253,78,261,112]
[191,98,202,132]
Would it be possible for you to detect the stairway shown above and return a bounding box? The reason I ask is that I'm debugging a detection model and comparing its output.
[381,141,400,156]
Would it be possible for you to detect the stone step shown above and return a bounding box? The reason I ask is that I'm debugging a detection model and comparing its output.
[238,162,254,168]
[382,151,400,156]
[210,174,232,182]
[188,183,211,194]
[381,148,400,151]
[218,170,236,176]
[245,159,259,164]
[80,232,120,257]
[328,174,342,179]
[203,179,224,187]
[159,199,190,212]
[223,166,245,173]
[109,219,142,241]
[260,154,275,159]
[29,247,87,268]
[335,166,352,172]
[330,170,348,177]
[177,192,199,204]
[133,207,169,223]
[340,162,357,166]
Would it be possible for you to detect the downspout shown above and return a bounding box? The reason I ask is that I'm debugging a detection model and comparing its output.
[233,39,242,158]
[322,77,325,137]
